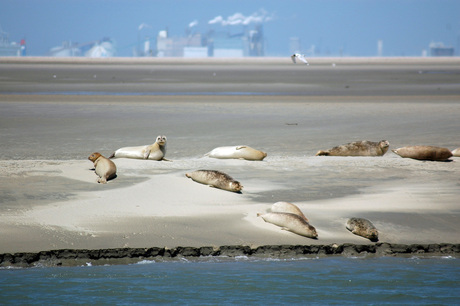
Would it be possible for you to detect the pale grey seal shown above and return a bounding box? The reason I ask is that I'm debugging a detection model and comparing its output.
[205,145,267,161]
[110,135,167,160]
[270,201,309,222]
[257,212,318,239]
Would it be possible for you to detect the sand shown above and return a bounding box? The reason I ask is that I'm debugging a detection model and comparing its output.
[0,57,459,255]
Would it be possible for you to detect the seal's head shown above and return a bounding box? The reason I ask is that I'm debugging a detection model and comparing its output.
[156,135,167,146]
[88,152,102,162]
[379,140,390,148]
[379,140,390,154]
[368,229,379,242]
[229,181,243,192]
[308,224,318,239]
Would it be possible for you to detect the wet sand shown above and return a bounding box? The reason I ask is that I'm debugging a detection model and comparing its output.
[0,57,459,256]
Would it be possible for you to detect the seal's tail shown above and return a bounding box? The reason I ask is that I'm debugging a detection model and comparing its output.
[108,152,115,159]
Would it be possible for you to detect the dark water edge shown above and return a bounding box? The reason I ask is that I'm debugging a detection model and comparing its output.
[1,243,459,268]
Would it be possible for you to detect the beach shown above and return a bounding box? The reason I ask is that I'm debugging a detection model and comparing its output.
[0,57,459,263]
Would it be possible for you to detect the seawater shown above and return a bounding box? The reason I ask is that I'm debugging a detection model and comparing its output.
[1,256,459,305]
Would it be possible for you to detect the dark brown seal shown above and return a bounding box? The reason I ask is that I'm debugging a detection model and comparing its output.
[316,140,390,156]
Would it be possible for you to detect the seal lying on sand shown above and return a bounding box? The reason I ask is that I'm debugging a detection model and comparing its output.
[185,170,243,193]
[346,218,379,242]
[88,152,117,184]
[271,201,309,222]
[451,148,460,157]
[257,212,318,239]
[392,145,452,161]
[205,145,267,161]
[110,135,167,160]
[316,140,390,156]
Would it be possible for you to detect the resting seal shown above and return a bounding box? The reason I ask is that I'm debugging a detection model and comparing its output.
[451,148,460,157]
[205,145,267,161]
[316,140,390,156]
[257,212,318,239]
[346,218,379,242]
[392,145,452,161]
[110,135,167,160]
[88,152,117,184]
[270,201,309,222]
[185,170,243,193]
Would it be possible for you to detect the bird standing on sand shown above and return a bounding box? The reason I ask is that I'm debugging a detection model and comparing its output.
[291,53,309,65]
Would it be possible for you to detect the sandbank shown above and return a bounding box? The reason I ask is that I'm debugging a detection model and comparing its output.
[0,58,459,262]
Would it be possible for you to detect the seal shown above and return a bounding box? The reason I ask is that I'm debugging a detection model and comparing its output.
[451,148,460,157]
[316,140,390,156]
[392,145,452,161]
[346,217,379,242]
[205,145,267,161]
[270,201,309,222]
[257,212,318,239]
[110,135,167,160]
[88,152,117,184]
[185,170,243,193]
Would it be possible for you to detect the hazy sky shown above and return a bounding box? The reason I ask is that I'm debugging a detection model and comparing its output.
[1,0,459,57]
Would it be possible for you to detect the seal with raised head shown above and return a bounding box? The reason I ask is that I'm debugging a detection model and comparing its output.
[392,145,453,161]
[270,201,309,222]
[451,148,460,157]
[110,135,167,160]
[257,212,318,239]
[316,140,390,156]
[346,217,379,242]
[88,152,117,184]
[185,170,243,193]
[205,145,267,161]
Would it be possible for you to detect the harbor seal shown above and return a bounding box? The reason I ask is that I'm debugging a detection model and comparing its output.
[110,135,167,160]
[257,212,318,239]
[316,140,390,156]
[185,170,243,193]
[392,145,453,161]
[451,148,460,157]
[88,152,117,184]
[205,145,267,161]
[346,218,379,242]
[270,201,309,222]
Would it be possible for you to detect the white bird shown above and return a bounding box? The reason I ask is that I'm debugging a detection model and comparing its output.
[291,53,309,65]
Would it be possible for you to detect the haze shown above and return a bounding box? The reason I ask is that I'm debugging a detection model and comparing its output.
[1,0,459,57]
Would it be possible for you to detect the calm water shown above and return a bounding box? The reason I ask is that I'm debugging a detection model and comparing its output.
[1,256,459,305]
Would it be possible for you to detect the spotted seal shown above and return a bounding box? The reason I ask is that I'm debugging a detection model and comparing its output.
[346,217,379,242]
[185,170,243,193]
[316,140,390,156]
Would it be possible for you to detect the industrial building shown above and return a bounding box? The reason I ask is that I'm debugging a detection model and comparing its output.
[155,25,265,58]
[429,42,455,56]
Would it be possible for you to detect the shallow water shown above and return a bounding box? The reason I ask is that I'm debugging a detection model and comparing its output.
[1,256,459,305]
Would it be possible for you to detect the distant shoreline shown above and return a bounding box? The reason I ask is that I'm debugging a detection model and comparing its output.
[2,56,460,65]
[1,243,459,268]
